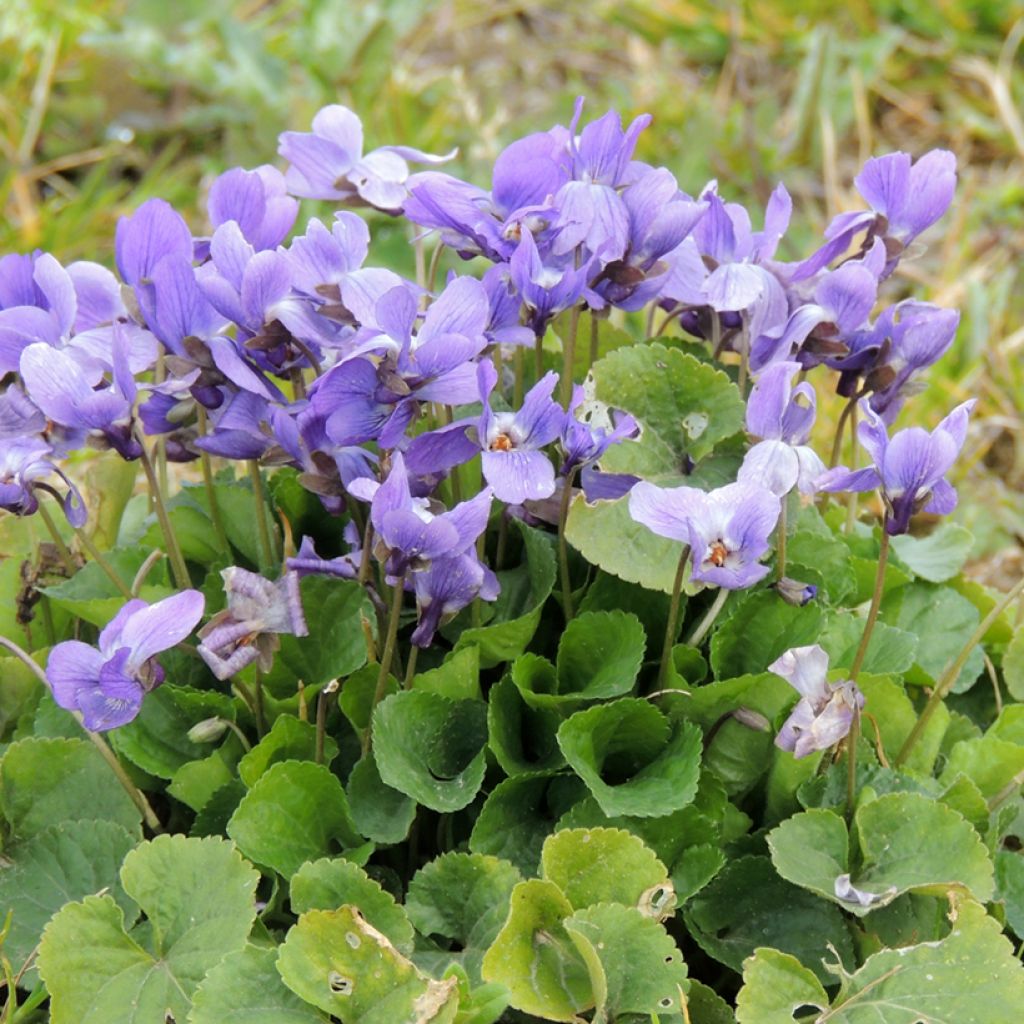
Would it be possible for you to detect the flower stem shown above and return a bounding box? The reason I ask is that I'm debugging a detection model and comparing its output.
[248,459,276,574]
[35,499,77,575]
[896,572,1024,767]
[534,328,544,383]
[513,346,524,408]
[130,549,163,597]
[776,497,788,581]
[0,635,163,832]
[558,467,579,622]
[427,241,445,294]
[845,527,890,817]
[561,302,581,408]
[197,407,232,559]
[403,644,419,690]
[74,525,134,600]
[252,666,266,738]
[135,431,191,590]
[830,394,859,468]
[363,574,406,755]
[589,313,600,370]
[686,586,730,648]
[658,546,691,688]
[316,679,339,764]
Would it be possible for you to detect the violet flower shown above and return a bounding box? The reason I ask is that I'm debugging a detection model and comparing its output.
[737,361,825,497]
[197,568,308,680]
[770,644,864,759]
[206,165,298,252]
[47,590,205,731]
[278,104,456,213]
[286,530,362,580]
[628,480,780,589]
[411,551,500,648]
[560,385,638,475]
[0,436,85,526]
[817,399,975,535]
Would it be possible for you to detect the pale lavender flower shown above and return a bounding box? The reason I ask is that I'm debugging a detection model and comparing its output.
[628,480,780,589]
[411,551,499,648]
[817,399,975,535]
[0,436,85,526]
[770,644,864,759]
[47,591,205,731]
[206,165,298,251]
[560,385,638,475]
[197,568,308,680]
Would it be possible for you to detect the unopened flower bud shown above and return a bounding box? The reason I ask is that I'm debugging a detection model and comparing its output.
[732,707,771,732]
[187,717,229,743]
[775,576,818,606]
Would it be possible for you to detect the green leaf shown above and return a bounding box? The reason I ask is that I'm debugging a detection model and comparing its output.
[578,571,671,661]
[735,948,828,1024]
[557,699,702,817]
[0,820,138,982]
[470,773,588,876]
[412,646,481,701]
[541,828,674,917]
[237,714,338,786]
[406,852,521,983]
[141,500,222,564]
[855,674,948,775]
[785,504,857,605]
[372,690,487,812]
[710,591,825,679]
[454,519,556,667]
[884,582,985,694]
[227,760,362,877]
[167,742,242,812]
[346,752,416,844]
[940,734,1024,801]
[184,477,264,566]
[769,794,994,915]
[684,855,854,985]
[264,576,372,692]
[37,835,259,1024]
[820,613,918,676]
[338,663,397,737]
[685,979,737,1023]
[891,523,975,583]
[0,736,142,839]
[480,879,593,1021]
[110,685,235,779]
[1003,625,1024,702]
[592,343,745,471]
[555,610,646,701]
[276,907,459,1023]
[564,903,688,1020]
[191,944,329,1023]
[487,674,565,776]
[996,850,1024,938]
[566,492,689,594]
[291,857,414,954]
[824,900,1024,1021]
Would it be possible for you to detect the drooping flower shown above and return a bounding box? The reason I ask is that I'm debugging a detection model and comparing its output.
[278,104,456,213]
[770,644,864,758]
[737,361,825,497]
[628,480,780,589]
[197,568,308,680]
[0,436,86,526]
[559,384,638,475]
[817,399,975,535]
[410,550,500,648]
[47,591,205,731]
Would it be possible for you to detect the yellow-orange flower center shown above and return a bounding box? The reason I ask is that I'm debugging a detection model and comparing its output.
[490,433,514,452]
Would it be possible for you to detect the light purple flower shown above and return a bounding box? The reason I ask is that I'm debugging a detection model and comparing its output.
[286,530,362,580]
[628,480,780,589]
[197,568,308,680]
[560,385,638,475]
[278,104,456,213]
[0,436,86,526]
[817,399,975,535]
[206,165,298,252]
[508,230,592,337]
[411,551,500,648]
[737,361,825,497]
[770,644,864,759]
[47,591,205,731]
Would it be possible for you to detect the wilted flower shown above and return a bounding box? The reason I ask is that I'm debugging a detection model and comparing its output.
[628,480,780,589]
[774,577,818,607]
[770,644,864,758]
[197,568,308,680]
[817,399,975,535]
[47,591,205,731]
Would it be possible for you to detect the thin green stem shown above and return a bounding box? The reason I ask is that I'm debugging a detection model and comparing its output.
[252,667,266,738]
[404,644,419,690]
[363,574,406,755]
[0,635,163,832]
[561,303,581,408]
[35,499,76,575]
[248,460,276,574]
[513,346,524,408]
[74,525,134,600]
[686,586,730,649]
[658,546,691,688]
[427,241,445,294]
[316,680,339,764]
[131,550,163,597]
[896,571,1024,767]
[776,497,788,581]
[737,324,750,397]
[222,718,252,753]
[9,981,47,1023]
[534,327,544,383]
[830,394,860,468]
[197,407,231,558]
[589,313,600,369]
[135,431,190,590]
[848,529,890,683]
[653,305,681,340]
[558,466,579,622]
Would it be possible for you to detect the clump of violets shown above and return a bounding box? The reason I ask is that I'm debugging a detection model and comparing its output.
[770,644,864,759]
[47,591,205,731]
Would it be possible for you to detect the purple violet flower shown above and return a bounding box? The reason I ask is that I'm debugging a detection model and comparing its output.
[737,361,825,497]
[47,590,205,731]
[628,480,781,589]
[770,644,864,758]
[286,530,362,580]
[817,399,975,535]
[278,104,456,213]
[560,385,638,475]
[197,568,308,680]
[411,551,500,648]
[206,165,298,252]
[0,436,86,526]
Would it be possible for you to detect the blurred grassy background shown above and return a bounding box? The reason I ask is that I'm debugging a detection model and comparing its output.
[1,0,1022,576]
